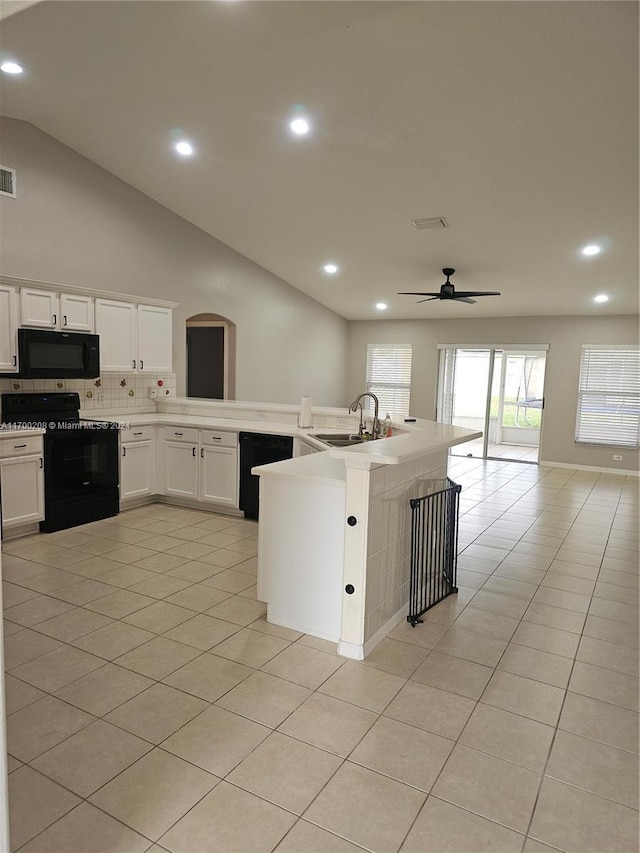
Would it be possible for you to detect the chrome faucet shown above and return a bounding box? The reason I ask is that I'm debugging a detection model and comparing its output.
[348,392,381,440]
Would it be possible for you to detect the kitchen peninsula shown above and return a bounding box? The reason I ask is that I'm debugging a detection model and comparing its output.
[253,417,480,660]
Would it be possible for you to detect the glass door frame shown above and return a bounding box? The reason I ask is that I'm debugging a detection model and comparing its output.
[436,343,549,463]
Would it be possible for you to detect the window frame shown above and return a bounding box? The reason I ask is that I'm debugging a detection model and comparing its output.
[365,343,413,418]
[575,344,640,448]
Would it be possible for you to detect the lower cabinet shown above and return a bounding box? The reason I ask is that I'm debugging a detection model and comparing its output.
[200,445,238,506]
[160,428,239,507]
[120,440,154,500]
[0,453,45,528]
[164,440,199,499]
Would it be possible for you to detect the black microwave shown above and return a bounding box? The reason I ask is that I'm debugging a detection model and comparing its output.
[16,328,100,379]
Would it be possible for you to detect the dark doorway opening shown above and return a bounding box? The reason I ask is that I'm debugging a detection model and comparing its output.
[187,326,225,399]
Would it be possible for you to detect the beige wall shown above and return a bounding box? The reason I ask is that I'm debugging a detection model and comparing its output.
[0,118,349,406]
[348,316,639,471]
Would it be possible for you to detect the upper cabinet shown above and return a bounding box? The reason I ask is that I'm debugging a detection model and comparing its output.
[137,305,172,372]
[0,278,176,376]
[20,287,94,332]
[0,284,19,373]
[96,299,172,372]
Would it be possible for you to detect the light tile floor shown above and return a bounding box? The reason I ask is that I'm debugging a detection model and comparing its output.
[451,438,540,463]
[2,458,638,852]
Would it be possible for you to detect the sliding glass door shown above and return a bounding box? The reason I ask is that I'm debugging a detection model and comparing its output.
[437,346,547,462]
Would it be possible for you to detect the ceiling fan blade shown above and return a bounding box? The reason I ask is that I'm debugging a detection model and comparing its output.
[416,297,441,303]
[454,291,501,298]
[454,297,477,304]
[398,292,441,297]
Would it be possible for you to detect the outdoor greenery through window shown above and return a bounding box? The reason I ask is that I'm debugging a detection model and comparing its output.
[365,344,412,417]
[575,345,640,447]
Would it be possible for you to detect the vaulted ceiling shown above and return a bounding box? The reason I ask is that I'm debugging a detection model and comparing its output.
[1,1,637,319]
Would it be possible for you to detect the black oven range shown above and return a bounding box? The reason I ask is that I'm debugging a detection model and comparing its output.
[1,392,119,533]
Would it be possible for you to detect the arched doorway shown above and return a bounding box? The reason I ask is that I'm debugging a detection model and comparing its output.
[186,313,236,400]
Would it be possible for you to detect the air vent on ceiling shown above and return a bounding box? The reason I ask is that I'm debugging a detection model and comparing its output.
[0,165,16,198]
[411,216,448,231]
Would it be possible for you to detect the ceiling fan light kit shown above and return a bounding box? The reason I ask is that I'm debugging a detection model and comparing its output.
[399,268,501,304]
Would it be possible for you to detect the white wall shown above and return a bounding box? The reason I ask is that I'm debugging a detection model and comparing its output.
[0,118,349,406]
[348,316,639,471]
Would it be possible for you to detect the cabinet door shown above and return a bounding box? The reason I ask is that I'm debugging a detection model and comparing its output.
[137,305,172,372]
[60,293,94,332]
[0,454,45,528]
[0,285,19,373]
[120,441,154,500]
[20,288,59,328]
[95,299,138,371]
[200,446,238,506]
[164,441,198,498]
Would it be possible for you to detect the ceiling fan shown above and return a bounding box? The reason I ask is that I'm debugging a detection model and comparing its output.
[399,268,501,304]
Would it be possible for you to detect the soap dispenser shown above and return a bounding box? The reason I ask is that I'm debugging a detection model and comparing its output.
[382,413,392,437]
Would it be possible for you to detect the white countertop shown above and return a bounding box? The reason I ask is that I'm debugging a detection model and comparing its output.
[85,409,480,473]
[0,427,46,439]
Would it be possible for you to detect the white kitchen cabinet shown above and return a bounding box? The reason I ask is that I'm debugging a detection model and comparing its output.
[200,445,238,506]
[95,299,138,371]
[0,284,19,373]
[19,287,59,328]
[17,288,95,332]
[164,440,198,498]
[0,453,45,529]
[59,293,95,331]
[120,441,155,500]
[137,305,172,372]
[96,299,171,373]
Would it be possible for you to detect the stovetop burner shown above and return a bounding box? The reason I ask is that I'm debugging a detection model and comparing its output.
[0,392,117,432]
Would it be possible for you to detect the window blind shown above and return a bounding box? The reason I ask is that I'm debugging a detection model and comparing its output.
[575,345,640,447]
[365,344,412,417]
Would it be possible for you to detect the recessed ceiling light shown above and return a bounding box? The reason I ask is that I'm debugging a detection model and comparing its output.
[594,294,609,303]
[1,61,24,75]
[175,141,194,157]
[323,263,338,275]
[376,303,387,311]
[290,118,310,136]
[582,245,601,256]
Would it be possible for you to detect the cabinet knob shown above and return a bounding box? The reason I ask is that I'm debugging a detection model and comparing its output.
[132,360,136,369]
[140,360,144,369]
[201,448,204,458]
[14,444,27,449]
[63,315,68,326]
[52,314,57,325]
[12,355,16,367]
[192,447,196,457]
[122,447,127,457]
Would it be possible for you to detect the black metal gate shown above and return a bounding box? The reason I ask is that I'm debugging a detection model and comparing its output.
[407,478,461,626]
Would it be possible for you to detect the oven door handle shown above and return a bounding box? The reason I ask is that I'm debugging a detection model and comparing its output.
[82,341,90,370]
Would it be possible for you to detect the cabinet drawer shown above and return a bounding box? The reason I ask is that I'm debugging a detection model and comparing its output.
[121,425,154,443]
[200,430,238,448]
[164,426,198,444]
[0,436,43,458]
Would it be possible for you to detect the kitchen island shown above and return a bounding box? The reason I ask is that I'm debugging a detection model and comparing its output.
[253,418,480,660]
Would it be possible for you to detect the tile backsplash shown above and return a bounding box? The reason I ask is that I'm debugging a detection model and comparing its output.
[0,373,176,410]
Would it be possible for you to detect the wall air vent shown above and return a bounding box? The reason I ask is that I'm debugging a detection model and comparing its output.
[411,217,448,231]
[0,165,16,198]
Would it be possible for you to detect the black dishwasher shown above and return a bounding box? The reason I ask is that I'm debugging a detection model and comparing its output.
[239,432,293,520]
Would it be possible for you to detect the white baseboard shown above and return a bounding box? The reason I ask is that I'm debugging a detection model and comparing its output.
[539,460,639,477]
[338,603,408,660]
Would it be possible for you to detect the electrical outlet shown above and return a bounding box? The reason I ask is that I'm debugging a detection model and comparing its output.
[335,417,348,428]
[613,454,623,461]
[97,391,105,404]
[256,411,267,421]
[179,405,189,414]
[148,388,157,399]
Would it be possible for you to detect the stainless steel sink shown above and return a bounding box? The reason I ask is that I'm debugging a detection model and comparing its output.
[310,433,367,447]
